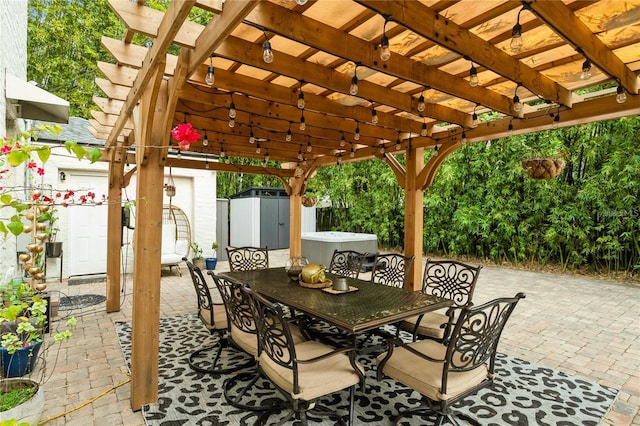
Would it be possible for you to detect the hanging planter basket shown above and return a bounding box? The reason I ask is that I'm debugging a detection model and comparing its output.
[301,196,318,207]
[522,157,566,180]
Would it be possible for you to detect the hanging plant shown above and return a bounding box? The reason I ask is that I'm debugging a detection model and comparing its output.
[521,157,566,180]
[301,195,317,207]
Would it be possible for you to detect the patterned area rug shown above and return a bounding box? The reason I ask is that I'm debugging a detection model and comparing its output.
[115,314,618,425]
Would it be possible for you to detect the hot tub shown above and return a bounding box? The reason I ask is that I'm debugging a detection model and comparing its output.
[301,231,378,268]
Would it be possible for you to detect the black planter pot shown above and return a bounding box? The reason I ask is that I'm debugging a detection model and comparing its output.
[45,242,62,258]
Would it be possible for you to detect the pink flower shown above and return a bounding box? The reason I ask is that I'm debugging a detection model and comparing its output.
[37,167,45,176]
[171,123,201,149]
[178,140,192,151]
[27,161,37,169]
[1,145,11,154]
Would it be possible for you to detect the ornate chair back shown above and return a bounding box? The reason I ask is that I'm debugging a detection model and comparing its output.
[328,249,366,278]
[184,258,220,329]
[226,246,269,272]
[422,259,482,308]
[370,253,415,288]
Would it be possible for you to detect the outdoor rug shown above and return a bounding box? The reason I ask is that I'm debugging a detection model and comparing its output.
[59,294,106,310]
[116,314,618,425]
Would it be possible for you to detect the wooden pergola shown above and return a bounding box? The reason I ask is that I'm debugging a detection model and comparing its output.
[92,0,640,409]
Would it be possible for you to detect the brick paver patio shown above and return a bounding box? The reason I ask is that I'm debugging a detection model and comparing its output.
[38,250,639,425]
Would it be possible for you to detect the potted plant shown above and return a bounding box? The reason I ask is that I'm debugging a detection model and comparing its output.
[43,207,62,257]
[205,241,218,270]
[190,242,205,270]
[0,272,75,425]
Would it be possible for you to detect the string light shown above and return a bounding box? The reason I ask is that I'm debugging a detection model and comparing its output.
[306,140,312,152]
[297,147,303,161]
[616,84,627,103]
[176,150,182,159]
[297,80,305,109]
[219,144,226,158]
[580,58,592,80]
[380,17,391,61]
[228,93,236,119]
[420,117,428,137]
[295,0,307,5]
[202,130,209,146]
[472,104,480,127]
[510,3,530,53]
[205,55,215,86]
[350,146,355,157]
[264,151,269,161]
[349,65,359,96]
[256,143,261,154]
[340,132,346,147]
[337,154,342,165]
[468,60,479,87]
[228,117,235,128]
[512,84,522,113]
[286,122,292,142]
[395,135,401,151]
[461,132,468,144]
[299,112,306,131]
[417,90,426,113]
[552,111,560,129]
[249,128,255,144]
[205,155,209,169]
[354,122,361,141]
[262,32,274,64]
[371,105,379,124]
[433,145,439,156]
[508,121,514,137]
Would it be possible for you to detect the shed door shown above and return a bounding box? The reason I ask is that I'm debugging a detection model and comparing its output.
[67,173,108,276]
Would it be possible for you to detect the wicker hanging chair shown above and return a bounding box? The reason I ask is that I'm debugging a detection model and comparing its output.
[160,204,192,274]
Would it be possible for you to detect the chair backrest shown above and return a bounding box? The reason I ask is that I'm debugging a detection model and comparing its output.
[249,287,303,392]
[422,259,482,307]
[328,249,365,278]
[183,257,215,327]
[226,246,269,271]
[210,273,258,354]
[370,253,415,288]
[442,293,525,392]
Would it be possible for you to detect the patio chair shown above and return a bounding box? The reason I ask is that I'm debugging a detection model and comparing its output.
[400,259,482,342]
[183,258,238,374]
[210,273,306,411]
[328,249,366,278]
[250,286,365,426]
[226,246,269,271]
[377,293,526,425]
[370,253,415,288]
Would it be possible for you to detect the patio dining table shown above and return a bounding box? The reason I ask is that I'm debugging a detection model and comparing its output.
[220,267,452,335]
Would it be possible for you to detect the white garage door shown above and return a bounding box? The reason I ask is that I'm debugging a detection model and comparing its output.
[67,173,108,276]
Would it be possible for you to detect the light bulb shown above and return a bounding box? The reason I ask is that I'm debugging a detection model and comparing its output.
[552,113,560,129]
[379,145,385,154]
[461,132,467,144]
[263,40,274,64]
[249,132,255,144]
[350,148,355,157]
[421,122,428,137]
[513,94,522,113]
[472,112,479,128]
[306,142,312,152]
[354,126,360,141]
[616,85,627,103]
[340,136,345,147]
[417,94,425,112]
[337,155,342,165]
[469,65,479,87]
[297,150,303,161]
[508,123,514,137]
[265,153,269,161]
[229,103,236,119]
[371,109,378,124]
[396,141,401,150]
[220,148,225,158]
[205,160,209,169]
[286,129,292,142]
[225,157,230,164]
[299,116,306,131]
[380,34,391,61]
[510,23,522,52]
[205,65,214,86]
[349,75,358,96]
[580,59,592,80]
[203,133,209,146]
[297,91,305,109]
[256,144,261,154]
[295,0,307,4]
[228,118,235,128]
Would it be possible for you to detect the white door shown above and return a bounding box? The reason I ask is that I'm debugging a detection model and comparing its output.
[66,173,109,276]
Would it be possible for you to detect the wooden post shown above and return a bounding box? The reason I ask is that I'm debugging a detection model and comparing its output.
[105,146,124,312]
[288,176,304,258]
[404,145,425,291]
[129,74,167,411]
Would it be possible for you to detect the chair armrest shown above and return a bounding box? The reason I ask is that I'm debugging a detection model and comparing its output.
[377,337,445,381]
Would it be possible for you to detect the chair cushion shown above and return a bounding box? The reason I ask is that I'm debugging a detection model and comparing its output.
[200,304,228,330]
[377,339,488,401]
[401,309,449,339]
[160,253,182,265]
[259,340,363,401]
